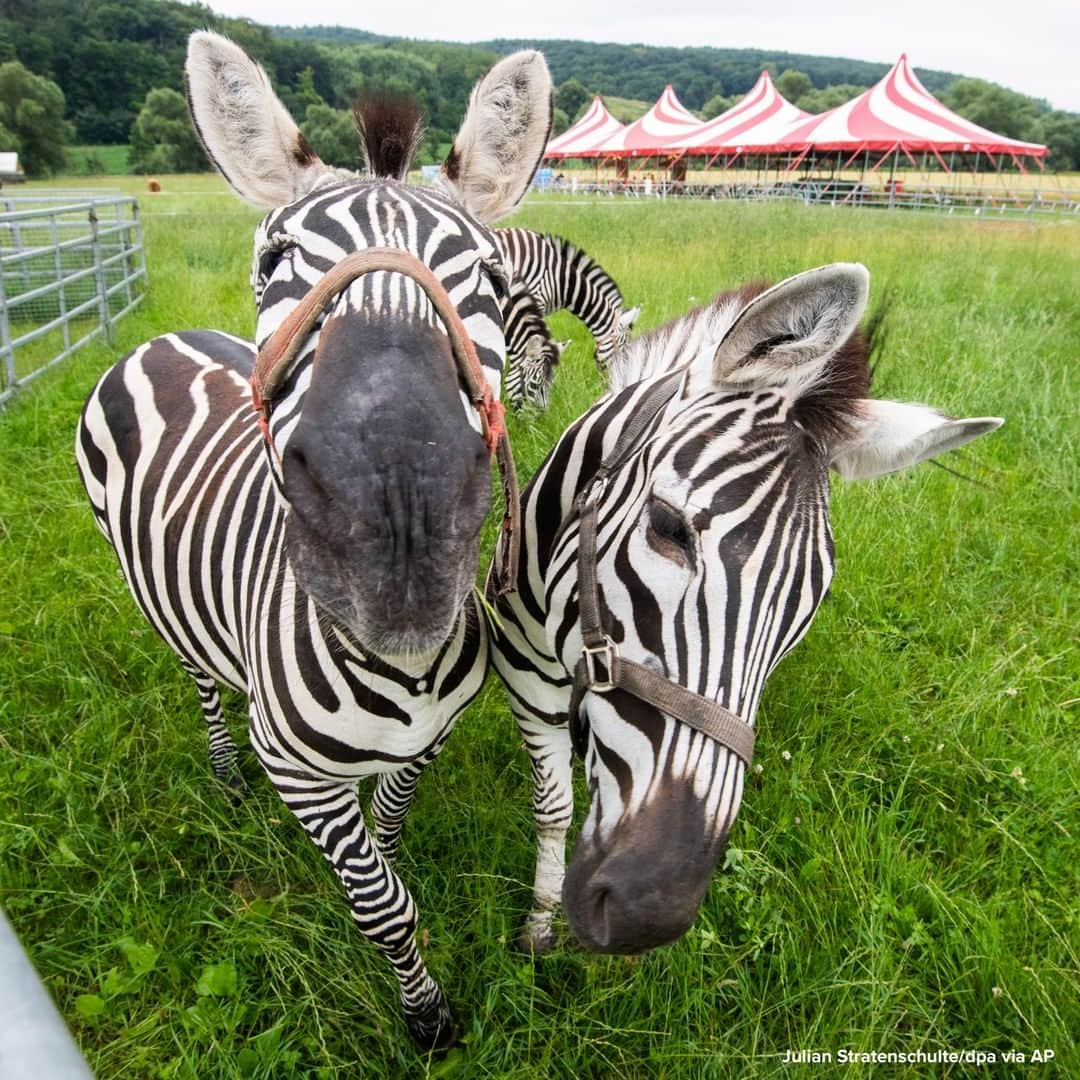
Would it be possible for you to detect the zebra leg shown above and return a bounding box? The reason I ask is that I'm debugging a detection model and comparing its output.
[516,714,574,954]
[276,777,453,1049]
[370,728,453,861]
[371,766,424,863]
[182,664,244,792]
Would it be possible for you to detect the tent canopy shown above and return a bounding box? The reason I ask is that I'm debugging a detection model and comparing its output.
[542,56,1047,164]
[545,97,626,160]
[667,71,810,155]
[596,85,701,158]
[775,55,1047,157]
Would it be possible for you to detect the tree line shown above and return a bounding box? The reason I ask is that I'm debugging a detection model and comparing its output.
[0,0,1076,176]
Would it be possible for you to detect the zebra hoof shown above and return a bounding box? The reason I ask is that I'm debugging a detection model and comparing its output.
[518,915,557,955]
[405,997,455,1051]
[214,768,247,804]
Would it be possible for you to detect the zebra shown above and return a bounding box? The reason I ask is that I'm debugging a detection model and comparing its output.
[75,31,552,1048]
[494,227,640,369]
[501,275,570,410]
[487,263,1002,955]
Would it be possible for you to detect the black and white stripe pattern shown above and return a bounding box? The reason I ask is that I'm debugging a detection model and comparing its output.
[495,227,638,370]
[500,276,567,410]
[77,325,486,1040]
[488,264,1002,954]
[76,31,554,1049]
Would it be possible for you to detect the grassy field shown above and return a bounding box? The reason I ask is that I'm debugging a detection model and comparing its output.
[64,145,132,177]
[1,173,1077,1078]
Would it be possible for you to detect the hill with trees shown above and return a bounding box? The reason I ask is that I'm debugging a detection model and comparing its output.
[0,0,1075,175]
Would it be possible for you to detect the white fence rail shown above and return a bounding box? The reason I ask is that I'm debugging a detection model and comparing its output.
[0,192,147,407]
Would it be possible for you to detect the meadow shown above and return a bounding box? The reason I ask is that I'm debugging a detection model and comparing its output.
[1,173,1077,1078]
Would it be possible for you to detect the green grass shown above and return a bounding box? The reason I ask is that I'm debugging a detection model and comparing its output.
[1,173,1077,1078]
[65,145,132,177]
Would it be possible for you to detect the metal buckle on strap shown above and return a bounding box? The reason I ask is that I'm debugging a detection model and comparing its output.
[582,638,619,692]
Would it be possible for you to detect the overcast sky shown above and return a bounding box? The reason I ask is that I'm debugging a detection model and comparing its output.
[206,0,1078,112]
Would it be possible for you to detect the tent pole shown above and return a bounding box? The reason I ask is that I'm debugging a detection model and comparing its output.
[887,148,898,207]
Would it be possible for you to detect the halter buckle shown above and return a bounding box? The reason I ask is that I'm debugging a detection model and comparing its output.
[582,638,619,692]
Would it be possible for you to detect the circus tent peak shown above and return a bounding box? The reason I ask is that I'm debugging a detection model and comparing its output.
[545,96,626,159]
[774,54,1047,157]
[595,84,701,157]
[666,70,811,155]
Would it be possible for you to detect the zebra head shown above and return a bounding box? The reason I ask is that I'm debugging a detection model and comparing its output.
[595,304,641,369]
[502,276,569,410]
[185,32,551,659]
[557,264,1002,953]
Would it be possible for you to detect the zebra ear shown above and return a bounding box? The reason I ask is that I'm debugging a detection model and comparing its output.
[713,263,869,388]
[830,401,1003,480]
[438,51,553,223]
[185,31,333,209]
[619,306,641,331]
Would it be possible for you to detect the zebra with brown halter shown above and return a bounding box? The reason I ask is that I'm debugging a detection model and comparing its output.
[487,263,1002,954]
[76,32,552,1047]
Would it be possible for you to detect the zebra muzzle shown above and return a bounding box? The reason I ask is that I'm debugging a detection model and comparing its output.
[248,246,520,593]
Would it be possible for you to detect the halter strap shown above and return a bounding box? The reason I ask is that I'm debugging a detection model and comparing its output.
[567,371,756,766]
[249,245,520,592]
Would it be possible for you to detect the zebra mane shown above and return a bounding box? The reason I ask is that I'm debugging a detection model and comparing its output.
[354,94,425,181]
[608,284,765,392]
[609,283,882,441]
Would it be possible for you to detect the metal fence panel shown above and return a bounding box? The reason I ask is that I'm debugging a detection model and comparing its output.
[0,191,147,407]
[536,178,1080,216]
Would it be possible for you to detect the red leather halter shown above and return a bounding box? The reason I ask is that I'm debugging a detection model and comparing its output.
[249,245,520,593]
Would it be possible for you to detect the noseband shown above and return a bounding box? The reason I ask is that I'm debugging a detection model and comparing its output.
[248,246,519,593]
[567,372,756,766]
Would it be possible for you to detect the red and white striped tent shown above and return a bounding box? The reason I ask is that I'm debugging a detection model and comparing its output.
[595,85,701,158]
[775,54,1048,167]
[666,71,810,158]
[545,97,626,160]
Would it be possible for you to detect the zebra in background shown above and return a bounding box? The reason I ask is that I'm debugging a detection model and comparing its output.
[501,275,570,410]
[76,31,552,1048]
[487,263,1002,955]
[495,227,640,369]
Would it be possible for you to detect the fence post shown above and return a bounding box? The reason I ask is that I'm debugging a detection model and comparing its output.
[0,910,94,1079]
[51,209,71,355]
[88,206,112,343]
[0,254,14,398]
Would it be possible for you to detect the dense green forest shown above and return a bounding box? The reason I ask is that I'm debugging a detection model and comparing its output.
[1,0,1077,175]
[282,26,961,104]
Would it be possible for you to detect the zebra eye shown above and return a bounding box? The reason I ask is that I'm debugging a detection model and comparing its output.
[253,236,296,301]
[646,498,695,566]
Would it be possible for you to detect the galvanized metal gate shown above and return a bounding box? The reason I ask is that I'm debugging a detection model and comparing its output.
[0,191,147,407]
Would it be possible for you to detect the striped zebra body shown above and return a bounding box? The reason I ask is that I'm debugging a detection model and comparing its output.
[495,227,638,369]
[78,330,485,1033]
[75,32,553,1049]
[488,264,1002,955]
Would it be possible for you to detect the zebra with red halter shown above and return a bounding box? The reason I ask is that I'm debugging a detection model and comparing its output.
[495,227,640,371]
[76,31,552,1048]
[487,264,1002,954]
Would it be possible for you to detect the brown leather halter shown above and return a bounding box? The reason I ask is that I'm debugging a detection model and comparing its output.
[566,372,756,766]
[249,246,520,593]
